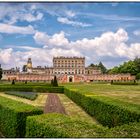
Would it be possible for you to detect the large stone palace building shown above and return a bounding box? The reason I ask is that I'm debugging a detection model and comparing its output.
[2,57,135,83]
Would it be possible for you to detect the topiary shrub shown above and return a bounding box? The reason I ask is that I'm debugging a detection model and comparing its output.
[12,80,15,85]
[53,76,58,87]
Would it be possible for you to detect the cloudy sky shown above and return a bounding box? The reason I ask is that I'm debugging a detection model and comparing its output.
[0,2,140,69]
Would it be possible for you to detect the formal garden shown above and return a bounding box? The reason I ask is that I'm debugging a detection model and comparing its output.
[0,80,140,138]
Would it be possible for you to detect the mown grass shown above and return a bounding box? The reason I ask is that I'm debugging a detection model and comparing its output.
[58,94,100,125]
[61,83,140,105]
[0,92,47,108]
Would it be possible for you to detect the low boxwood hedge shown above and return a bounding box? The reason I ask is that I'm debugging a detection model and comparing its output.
[0,85,64,93]
[111,81,138,85]
[26,113,106,138]
[0,96,43,138]
[64,88,140,128]
[106,122,140,138]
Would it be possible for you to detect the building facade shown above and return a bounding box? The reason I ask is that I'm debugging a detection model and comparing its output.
[2,57,136,83]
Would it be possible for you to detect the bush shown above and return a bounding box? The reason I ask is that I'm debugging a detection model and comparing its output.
[0,96,43,137]
[12,80,15,85]
[106,122,140,138]
[53,76,58,87]
[111,81,138,85]
[26,113,106,138]
[4,91,38,100]
[0,85,64,93]
[64,88,140,128]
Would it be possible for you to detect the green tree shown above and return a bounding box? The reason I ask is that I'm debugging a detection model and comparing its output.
[134,57,140,72]
[98,62,107,74]
[0,64,2,80]
[136,73,140,80]
[53,76,58,87]
[89,63,95,67]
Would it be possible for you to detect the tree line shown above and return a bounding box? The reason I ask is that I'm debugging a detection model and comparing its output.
[108,57,140,79]
[89,57,140,80]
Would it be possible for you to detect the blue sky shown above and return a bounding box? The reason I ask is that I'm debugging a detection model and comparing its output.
[0,2,140,69]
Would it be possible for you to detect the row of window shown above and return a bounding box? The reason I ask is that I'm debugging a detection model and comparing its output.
[54,70,85,75]
[54,60,84,63]
[54,65,84,68]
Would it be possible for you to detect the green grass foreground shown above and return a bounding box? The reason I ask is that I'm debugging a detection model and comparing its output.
[61,82,140,105]
[0,82,140,138]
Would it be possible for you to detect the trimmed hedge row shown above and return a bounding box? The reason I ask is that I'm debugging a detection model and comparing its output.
[0,85,64,93]
[106,122,140,138]
[64,88,140,128]
[26,113,106,138]
[4,91,38,100]
[0,96,43,138]
[111,81,138,85]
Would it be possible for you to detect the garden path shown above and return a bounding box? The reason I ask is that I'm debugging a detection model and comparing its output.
[44,93,67,115]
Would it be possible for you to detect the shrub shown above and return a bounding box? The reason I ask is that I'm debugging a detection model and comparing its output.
[12,80,15,85]
[111,81,138,85]
[53,76,58,87]
[106,122,140,138]
[0,96,43,138]
[26,113,106,138]
[0,85,64,93]
[4,91,38,100]
[64,88,140,128]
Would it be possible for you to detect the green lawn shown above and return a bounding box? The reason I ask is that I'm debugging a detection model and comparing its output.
[61,83,140,105]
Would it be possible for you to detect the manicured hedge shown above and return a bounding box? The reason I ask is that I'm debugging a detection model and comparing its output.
[64,88,140,128]
[0,85,64,93]
[111,81,138,85]
[106,122,140,138]
[0,96,43,138]
[26,113,106,138]
[4,91,38,100]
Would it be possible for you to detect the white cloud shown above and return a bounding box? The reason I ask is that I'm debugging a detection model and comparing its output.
[0,4,43,24]
[0,48,14,68]
[33,31,69,47]
[57,17,92,27]
[133,30,140,36]
[0,23,35,34]
[8,12,43,24]
[33,31,50,45]
[2,28,140,69]
[65,10,76,17]
[0,46,82,69]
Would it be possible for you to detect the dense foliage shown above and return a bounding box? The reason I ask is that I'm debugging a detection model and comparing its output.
[26,113,106,138]
[89,61,107,74]
[108,57,140,79]
[0,96,43,137]
[64,88,140,128]
[106,122,140,138]
[4,91,38,100]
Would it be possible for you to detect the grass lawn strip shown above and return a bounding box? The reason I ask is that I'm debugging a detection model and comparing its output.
[62,83,140,105]
[58,94,100,126]
[0,92,47,107]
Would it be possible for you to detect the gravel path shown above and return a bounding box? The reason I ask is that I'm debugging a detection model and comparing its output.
[44,93,66,115]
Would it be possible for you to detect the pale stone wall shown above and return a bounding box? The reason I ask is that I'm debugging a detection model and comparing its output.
[53,56,85,75]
